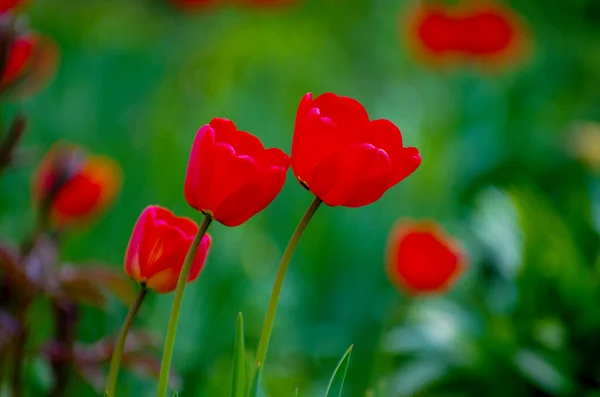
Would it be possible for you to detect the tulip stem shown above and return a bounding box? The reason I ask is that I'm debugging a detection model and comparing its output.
[105,285,148,397]
[254,197,322,370]
[156,215,212,397]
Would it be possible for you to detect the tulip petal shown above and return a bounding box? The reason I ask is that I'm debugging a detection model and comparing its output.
[210,118,239,144]
[393,147,422,185]
[188,234,212,282]
[208,142,260,212]
[292,107,344,182]
[185,125,216,211]
[124,207,155,282]
[311,92,370,130]
[308,144,393,207]
[214,165,288,226]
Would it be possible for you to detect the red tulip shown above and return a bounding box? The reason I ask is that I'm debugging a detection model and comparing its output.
[387,220,465,295]
[124,206,211,294]
[185,118,290,227]
[0,33,59,98]
[403,1,528,67]
[0,0,24,13]
[292,92,421,207]
[32,143,122,228]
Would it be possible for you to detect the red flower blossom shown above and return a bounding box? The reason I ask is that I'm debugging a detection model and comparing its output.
[185,118,290,227]
[124,206,212,294]
[32,143,122,229]
[387,220,465,295]
[292,92,421,207]
[403,1,528,68]
[0,0,24,13]
[0,33,59,98]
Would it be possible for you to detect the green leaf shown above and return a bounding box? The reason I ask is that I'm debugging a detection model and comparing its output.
[246,365,262,397]
[231,312,247,397]
[325,345,354,397]
[293,388,299,397]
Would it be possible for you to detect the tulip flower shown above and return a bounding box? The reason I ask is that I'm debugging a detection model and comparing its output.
[184,117,290,226]
[387,220,465,295]
[0,33,58,98]
[292,92,421,207]
[32,143,122,229]
[403,1,528,68]
[254,93,420,372]
[107,206,212,397]
[0,0,24,13]
[124,205,212,294]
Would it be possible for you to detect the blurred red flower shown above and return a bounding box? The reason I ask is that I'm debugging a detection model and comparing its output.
[292,92,421,207]
[0,0,24,13]
[0,33,59,98]
[185,118,290,226]
[32,143,122,229]
[387,220,466,295]
[403,1,528,68]
[124,206,211,294]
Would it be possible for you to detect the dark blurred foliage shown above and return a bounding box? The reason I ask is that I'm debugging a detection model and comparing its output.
[1,0,600,396]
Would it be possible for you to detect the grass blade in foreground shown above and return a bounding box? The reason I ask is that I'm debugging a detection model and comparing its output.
[293,388,299,396]
[325,345,354,397]
[246,364,262,397]
[231,312,247,397]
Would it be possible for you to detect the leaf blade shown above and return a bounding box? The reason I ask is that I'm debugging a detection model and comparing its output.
[231,312,247,397]
[325,345,354,397]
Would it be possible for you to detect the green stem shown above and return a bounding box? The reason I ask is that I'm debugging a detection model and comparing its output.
[156,215,212,397]
[254,197,322,369]
[105,286,148,397]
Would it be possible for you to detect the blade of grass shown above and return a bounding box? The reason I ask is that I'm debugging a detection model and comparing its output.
[325,345,354,397]
[231,312,247,397]
[246,365,262,397]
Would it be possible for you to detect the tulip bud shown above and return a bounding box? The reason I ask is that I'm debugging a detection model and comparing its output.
[31,142,122,229]
[387,220,466,295]
[185,118,290,227]
[124,206,212,294]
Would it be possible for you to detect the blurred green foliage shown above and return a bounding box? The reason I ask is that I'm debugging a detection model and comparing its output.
[2,0,600,395]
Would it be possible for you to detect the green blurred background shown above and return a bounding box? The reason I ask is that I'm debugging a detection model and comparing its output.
[2,0,600,395]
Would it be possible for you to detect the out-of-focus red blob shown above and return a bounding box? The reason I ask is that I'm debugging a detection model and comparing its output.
[0,0,24,13]
[32,143,122,229]
[387,220,465,295]
[292,92,421,207]
[185,118,290,227]
[124,206,212,294]
[0,33,59,98]
[417,10,460,54]
[403,1,528,68]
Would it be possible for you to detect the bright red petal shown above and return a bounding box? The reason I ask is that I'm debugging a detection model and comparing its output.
[308,143,393,207]
[184,125,216,211]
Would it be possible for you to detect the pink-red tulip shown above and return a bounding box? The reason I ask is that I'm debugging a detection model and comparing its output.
[185,118,290,227]
[292,92,421,207]
[124,206,212,294]
[31,143,122,228]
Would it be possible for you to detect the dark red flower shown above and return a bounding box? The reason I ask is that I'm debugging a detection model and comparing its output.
[292,92,421,207]
[403,1,528,68]
[387,220,465,295]
[32,143,122,229]
[0,0,24,13]
[0,33,59,98]
[124,206,211,294]
[185,118,290,227]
